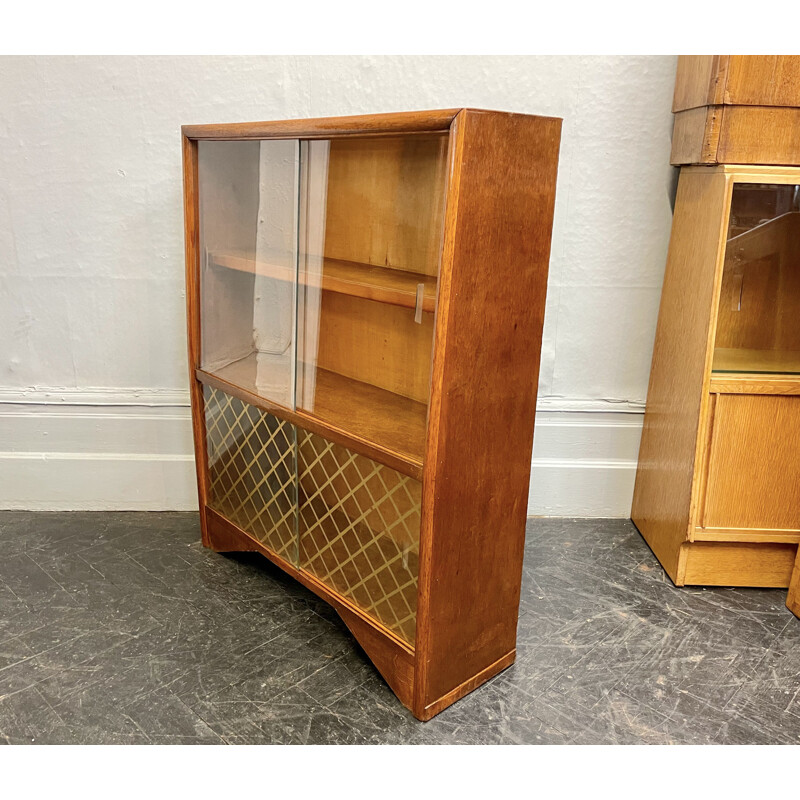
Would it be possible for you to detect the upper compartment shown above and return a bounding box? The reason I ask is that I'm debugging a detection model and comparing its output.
[196,133,449,469]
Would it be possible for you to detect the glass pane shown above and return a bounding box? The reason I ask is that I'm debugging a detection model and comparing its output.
[713,183,800,375]
[198,139,300,408]
[204,385,298,564]
[296,134,449,462]
[298,428,421,645]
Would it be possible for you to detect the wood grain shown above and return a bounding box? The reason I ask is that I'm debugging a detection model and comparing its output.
[182,134,210,545]
[693,527,800,544]
[672,106,800,166]
[211,251,438,312]
[701,394,800,530]
[672,55,729,112]
[670,106,721,166]
[709,375,800,395]
[724,56,800,107]
[313,291,435,405]
[719,106,800,165]
[182,109,460,140]
[336,606,415,711]
[631,169,731,584]
[787,547,800,617]
[673,56,800,111]
[414,109,561,715]
[682,541,796,587]
[323,135,448,277]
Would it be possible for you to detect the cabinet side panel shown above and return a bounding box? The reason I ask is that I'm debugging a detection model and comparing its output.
[183,135,210,541]
[631,170,729,582]
[672,55,728,112]
[670,107,722,166]
[415,110,562,712]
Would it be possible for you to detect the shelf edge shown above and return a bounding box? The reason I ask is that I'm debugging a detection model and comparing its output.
[196,368,424,480]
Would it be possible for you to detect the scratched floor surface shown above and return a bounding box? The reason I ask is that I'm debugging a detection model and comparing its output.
[0,512,797,744]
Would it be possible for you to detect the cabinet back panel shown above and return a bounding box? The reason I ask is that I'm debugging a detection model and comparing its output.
[322,135,448,277]
[314,292,434,404]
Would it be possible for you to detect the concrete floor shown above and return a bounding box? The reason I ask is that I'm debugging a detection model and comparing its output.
[0,512,798,744]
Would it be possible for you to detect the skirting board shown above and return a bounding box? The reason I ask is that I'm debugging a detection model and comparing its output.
[0,390,642,516]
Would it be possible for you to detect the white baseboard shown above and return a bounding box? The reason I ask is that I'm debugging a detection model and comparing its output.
[0,388,643,516]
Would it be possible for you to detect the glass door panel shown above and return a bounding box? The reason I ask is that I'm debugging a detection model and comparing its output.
[203,385,298,564]
[198,139,300,408]
[297,428,421,645]
[713,182,800,375]
[295,134,449,463]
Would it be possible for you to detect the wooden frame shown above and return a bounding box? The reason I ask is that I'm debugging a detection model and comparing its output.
[632,164,800,588]
[182,108,562,720]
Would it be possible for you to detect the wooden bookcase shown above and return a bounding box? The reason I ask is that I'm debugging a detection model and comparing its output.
[632,165,800,588]
[182,109,561,720]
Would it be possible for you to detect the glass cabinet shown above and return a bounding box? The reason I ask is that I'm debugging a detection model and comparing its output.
[183,109,562,719]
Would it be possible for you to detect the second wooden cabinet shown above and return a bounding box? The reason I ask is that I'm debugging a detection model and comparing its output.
[633,165,800,588]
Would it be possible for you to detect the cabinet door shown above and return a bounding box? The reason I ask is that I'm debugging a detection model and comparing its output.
[712,181,800,377]
[703,394,800,531]
[203,385,298,563]
[297,428,422,645]
[198,139,300,409]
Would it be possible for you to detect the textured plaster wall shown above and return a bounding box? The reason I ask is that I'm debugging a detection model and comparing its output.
[0,55,677,405]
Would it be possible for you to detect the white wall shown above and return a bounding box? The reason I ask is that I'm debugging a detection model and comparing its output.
[0,55,678,515]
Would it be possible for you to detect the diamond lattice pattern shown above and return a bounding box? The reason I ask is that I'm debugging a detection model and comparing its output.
[204,386,297,561]
[203,385,421,645]
[298,430,420,645]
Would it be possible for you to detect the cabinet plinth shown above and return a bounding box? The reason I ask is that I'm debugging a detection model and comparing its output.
[183,108,562,719]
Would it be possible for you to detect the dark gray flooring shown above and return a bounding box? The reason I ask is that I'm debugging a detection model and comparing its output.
[0,512,798,744]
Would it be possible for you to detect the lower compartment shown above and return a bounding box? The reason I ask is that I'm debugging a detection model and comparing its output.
[203,384,421,645]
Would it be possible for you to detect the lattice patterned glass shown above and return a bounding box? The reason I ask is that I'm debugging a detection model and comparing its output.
[298,431,421,645]
[204,386,298,562]
[202,385,422,646]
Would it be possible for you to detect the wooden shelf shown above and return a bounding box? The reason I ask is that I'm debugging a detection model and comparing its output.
[210,251,437,313]
[201,353,427,474]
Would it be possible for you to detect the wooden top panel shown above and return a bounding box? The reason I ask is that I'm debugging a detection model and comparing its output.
[181,107,557,141]
[182,109,461,140]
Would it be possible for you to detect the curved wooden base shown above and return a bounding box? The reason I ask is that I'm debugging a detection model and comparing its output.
[204,506,507,720]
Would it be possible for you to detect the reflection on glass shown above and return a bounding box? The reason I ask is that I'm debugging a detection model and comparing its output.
[198,139,300,407]
[713,183,800,375]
